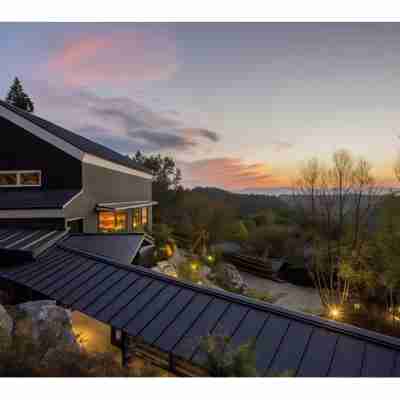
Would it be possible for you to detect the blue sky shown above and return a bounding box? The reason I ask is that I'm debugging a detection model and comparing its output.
[2,22,400,190]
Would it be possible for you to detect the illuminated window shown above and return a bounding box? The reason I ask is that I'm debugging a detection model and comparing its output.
[20,171,41,186]
[133,209,141,229]
[98,211,127,232]
[0,172,17,186]
[0,170,41,187]
[142,207,148,225]
[132,207,149,230]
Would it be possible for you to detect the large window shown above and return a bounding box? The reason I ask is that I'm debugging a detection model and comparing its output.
[98,211,128,232]
[0,170,41,187]
[132,207,149,230]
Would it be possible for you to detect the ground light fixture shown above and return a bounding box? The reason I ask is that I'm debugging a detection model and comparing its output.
[329,306,341,319]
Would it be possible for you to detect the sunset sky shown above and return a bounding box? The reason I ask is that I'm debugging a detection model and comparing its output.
[1,22,400,191]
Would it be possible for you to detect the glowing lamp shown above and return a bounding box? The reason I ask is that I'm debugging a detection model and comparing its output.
[329,307,341,319]
[191,262,198,270]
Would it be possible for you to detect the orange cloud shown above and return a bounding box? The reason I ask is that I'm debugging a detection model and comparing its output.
[47,31,178,85]
[180,158,288,190]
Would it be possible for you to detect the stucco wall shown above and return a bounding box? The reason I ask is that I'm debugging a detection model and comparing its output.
[64,162,153,233]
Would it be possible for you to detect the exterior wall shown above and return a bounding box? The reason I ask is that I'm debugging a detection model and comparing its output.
[64,162,152,233]
[0,116,82,190]
[0,116,153,232]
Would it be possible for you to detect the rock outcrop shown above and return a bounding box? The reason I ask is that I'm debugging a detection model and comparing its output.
[213,262,248,294]
[13,301,78,350]
[0,304,13,346]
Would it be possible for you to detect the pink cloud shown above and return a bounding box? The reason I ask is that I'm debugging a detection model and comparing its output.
[47,31,178,85]
[180,157,288,190]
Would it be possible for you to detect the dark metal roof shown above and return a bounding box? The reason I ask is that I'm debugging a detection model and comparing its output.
[60,233,147,264]
[1,241,400,377]
[0,189,80,209]
[0,100,151,175]
[0,228,68,260]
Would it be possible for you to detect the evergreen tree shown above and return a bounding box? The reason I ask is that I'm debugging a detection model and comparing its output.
[5,77,34,113]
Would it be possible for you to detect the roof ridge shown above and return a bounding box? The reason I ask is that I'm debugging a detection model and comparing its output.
[56,242,400,351]
[0,100,152,175]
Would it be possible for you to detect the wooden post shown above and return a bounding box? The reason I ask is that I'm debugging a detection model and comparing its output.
[121,332,137,368]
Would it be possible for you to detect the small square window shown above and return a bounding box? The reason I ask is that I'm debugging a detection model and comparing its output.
[0,173,17,186]
[20,171,41,186]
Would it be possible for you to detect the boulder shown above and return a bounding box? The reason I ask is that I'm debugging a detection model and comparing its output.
[152,262,178,278]
[214,262,248,294]
[0,304,13,347]
[14,301,78,350]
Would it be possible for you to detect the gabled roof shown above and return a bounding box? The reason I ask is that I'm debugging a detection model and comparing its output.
[0,228,68,261]
[0,189,81,210]
[1,238,400,377]
[60,233,149,264]
[0,100,151,176]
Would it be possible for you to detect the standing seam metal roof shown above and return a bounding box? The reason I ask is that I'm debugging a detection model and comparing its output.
[0,100,151,175]
[1,241,400,377]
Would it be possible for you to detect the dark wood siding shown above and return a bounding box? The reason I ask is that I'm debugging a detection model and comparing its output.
[0,116,82,190]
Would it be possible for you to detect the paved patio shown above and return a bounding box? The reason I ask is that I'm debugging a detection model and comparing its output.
[240,271,323,315]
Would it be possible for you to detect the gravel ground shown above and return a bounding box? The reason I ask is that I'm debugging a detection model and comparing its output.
[240,271,323,315]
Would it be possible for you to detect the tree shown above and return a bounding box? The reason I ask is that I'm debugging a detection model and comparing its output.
[5,77,34,113]
[132,151,182,225]
[293,149,383,312]
[132,151,182,193]
[225,221,249,244]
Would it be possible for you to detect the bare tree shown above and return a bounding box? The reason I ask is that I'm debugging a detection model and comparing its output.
[293,149,383,312]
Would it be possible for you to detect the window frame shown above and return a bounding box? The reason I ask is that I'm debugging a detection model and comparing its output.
[98,211,128,233]
[0,170,42,187]
[132,207,149,230]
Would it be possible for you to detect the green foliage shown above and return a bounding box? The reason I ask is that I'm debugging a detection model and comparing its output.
[176,259,202,284]
[253,210,276,227]
[226,221,249,244]
[248,224,294,257]
[200,333,258,377]
[242,218,257,232]
[0,326,162,377]
[244,288,274,303]
[5,77,34,113]
[152,224,176,261]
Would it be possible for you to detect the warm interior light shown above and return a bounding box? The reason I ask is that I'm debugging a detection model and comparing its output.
[329,307,341,319]
[353,303,361,311]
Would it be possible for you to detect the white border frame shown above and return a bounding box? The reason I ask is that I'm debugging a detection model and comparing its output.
[0,170,42,187]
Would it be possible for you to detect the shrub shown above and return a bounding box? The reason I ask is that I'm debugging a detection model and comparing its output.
[176,259,203,284]
[226,221,249,244]
[200,333,258,377]
[244,288,274,303]
[0,326,163,377]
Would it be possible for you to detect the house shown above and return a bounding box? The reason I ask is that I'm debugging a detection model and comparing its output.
[1,233,400,377]
[0,100,156,234]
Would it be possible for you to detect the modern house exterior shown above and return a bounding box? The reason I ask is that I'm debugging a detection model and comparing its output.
[0,100,156,234]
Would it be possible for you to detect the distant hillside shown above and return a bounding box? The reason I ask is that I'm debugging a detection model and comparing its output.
[191,186,289,217]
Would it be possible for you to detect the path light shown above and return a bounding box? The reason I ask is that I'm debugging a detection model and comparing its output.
[207,255,214,263]
[191,262,198,271]
[329,306,341,319]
